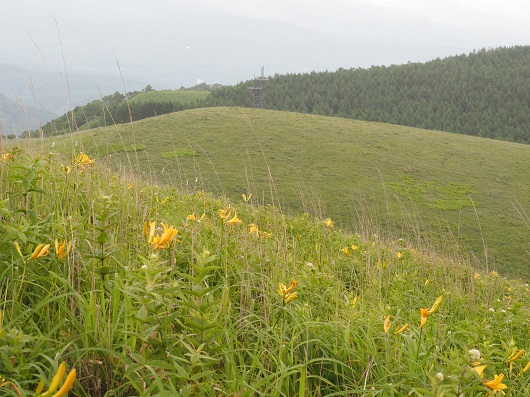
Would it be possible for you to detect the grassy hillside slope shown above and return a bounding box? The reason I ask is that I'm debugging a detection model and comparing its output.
[2,143,530,396]
[35,107,530,278]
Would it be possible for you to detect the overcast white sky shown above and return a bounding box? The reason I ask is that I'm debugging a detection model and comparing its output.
[360,0,530,20]
[2,0,530,88]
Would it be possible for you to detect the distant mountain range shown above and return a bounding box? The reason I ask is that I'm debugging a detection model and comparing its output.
[0,91,57,135]
[0,63,149,134]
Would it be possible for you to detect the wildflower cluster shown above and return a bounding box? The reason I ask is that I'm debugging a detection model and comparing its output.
[278,280,298,305]
[341,244,358,256]
[14,240,71,262]
[143,221,178,249]
[248,223,272,239]
[383,315,409,335]
[219,206,242,227]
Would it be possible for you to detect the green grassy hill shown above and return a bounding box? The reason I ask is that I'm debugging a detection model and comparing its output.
[2,138,530,396]
[33,107,530,278]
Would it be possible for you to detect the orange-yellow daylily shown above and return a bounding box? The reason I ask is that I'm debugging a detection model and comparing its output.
[28,243,50,261]
[225,213,242,226]
[242,193,252,202]
[473,365,487,378]
[506,348,525,372]
[54,239,72,260]
[323,218,334,229]
[383,315,392,333]
[145,222,178,249]
[394,323,409,334]
[278,280,298,305]
[219,207,232,220]
[484,374,507,394]
[520,361,530,375]
[248,223,259,236]
[419,295,443,329]
[36,362,76,397]
[187,212,206,223]
[73,152,95,172]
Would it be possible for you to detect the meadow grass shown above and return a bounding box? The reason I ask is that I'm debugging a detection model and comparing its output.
[1,145,530,396]
[32,107,530,279]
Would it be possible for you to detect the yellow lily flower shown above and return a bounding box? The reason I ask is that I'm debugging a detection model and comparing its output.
[420,308,430,329]
[149,223,178,249]
[187,213,206,224]
[506,348,524,372]
[242,193,252,202]
[248,223,259,236]
[323,218,334,229]
[278,280,298,305]
[520,361,530,375]
[473,365,487,378]
[383,315,392,333]
[28,243,50,261]
[219,207,231,220]
[73,152,95,172]
[54,239,72,260]
[484,374,507,394]
[225,213,242,226]
[419,295,442,329]
[38,362,76,397]
[394,323,409,334]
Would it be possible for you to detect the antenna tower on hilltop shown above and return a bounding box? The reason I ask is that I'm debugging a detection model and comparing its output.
[249,66,268,108]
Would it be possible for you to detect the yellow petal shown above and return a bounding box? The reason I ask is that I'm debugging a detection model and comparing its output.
[429,296,443,314]
[383,315,392,333]
[472,365,487,377]
[41,362,66,397]
[394,323,409,334]
[284,292,298,304]
[508,348,524,362]
[50,368,76,397]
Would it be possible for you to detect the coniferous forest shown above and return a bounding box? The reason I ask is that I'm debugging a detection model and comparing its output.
[207,46,530,144]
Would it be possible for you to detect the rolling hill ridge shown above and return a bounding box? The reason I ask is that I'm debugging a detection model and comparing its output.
[38,107,530,278]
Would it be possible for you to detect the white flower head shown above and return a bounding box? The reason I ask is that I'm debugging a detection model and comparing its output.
[469,349,481,361]
[435,372,444,382]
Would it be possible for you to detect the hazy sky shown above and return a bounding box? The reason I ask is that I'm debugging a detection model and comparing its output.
[2,0,530,87]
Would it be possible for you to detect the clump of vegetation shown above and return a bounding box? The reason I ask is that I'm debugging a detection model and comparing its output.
[1,145,530,396]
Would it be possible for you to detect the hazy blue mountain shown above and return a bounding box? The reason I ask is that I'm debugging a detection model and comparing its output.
[0,63,149,133]
[0,91,58,135]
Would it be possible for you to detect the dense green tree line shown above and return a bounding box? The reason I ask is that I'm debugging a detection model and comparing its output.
[26,89,195,137]
[207,46,530,144]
